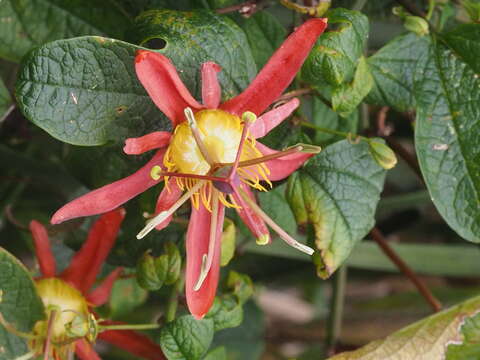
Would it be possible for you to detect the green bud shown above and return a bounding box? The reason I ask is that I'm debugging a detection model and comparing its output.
[368,140,398,170]
[137,243,182,290]
[404,16,429,36]
[220,218,236,267]
[136,251,166,291]
[164,242,181,285]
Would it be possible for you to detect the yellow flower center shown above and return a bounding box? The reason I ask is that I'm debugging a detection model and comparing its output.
[32,278,90,356]
[163,109,271,209]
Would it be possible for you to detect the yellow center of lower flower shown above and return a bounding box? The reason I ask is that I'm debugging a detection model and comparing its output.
[32,278,89,354]
[163,109,271,209]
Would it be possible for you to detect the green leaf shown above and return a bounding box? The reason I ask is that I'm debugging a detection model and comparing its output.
[367,32,430,111]
[131,9,257,100]
[16,10,256,146]
[301,8,369,87]
[16,37,168,146]
[108,276,148,319]
[331,56,373,117]
[329,295,480,360]
[237,11,286,69]
[286,140,386,278]
[225,271,253,306]
[220,219,236,267]
[0,78,11,118]
[258,184,297,235]
[212,301,265,360]
[414,26,480,243]
[206,271,253,331]
[206,296,243,332]
[203,346,227,360]
[0,0,131,62]
[0,247,44,359]
[446,312,480,359]
[160,315,214,360]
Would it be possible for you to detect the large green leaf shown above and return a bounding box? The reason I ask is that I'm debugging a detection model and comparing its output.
[301,8,369,87]
[16,37,168,146]
[131,10,257,100]
[16,10,256,146]
[0,0,131,62]
[414,25,480,243]
[367,32,430,111]
[0,248,44,359]
[329,295,480,360]
[160,315,214,360]
[236,11,286,69]
[286,140,386,278]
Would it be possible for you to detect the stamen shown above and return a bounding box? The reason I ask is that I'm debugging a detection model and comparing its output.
[238,188,314,255]
[220,143,321,169]
[43,309,57,360]
[137,181,205,239]
[194,189,220,291]
[228,112,257,180]
[151,167,228,183]
[184,107,217,165]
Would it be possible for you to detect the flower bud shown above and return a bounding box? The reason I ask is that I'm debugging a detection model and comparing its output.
[136,242,182,290]
[136,251,166,291]
[368,140,398,170]
[404,16,429,36]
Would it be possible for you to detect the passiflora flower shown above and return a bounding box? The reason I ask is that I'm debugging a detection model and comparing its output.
[17,209,164,360]
[51,18,328,319]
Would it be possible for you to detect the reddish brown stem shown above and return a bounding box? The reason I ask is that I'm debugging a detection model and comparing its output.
[276,88,313,103]
[370,227,442,313]
[376,107,425,184]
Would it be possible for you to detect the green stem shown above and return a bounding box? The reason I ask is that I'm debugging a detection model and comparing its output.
[299,121,361,140]
[100,323,160,331]
[166,272,186,322]
[325,265,347,356]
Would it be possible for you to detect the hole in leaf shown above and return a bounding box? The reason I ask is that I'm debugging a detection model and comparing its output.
[116,106,127,115]
[145,38,167,50]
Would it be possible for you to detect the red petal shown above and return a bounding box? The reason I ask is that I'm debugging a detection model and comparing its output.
[201,62,222,108]
[220,18,327,116]
[232,184,270,242]
[29,220,56,277]
[99,329,165,360]
[87,267,123,306]
[75,339,101,360]
[250,98,300,138]
[185,201,225,319]
[155,180,183,230]
[61,209,125,293]
[257,142,314,181]
[135,50,203,126]
[124,131,171,155]
[51,149,165,225]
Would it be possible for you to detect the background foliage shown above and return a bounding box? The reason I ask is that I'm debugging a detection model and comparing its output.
[1,0,480,359]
